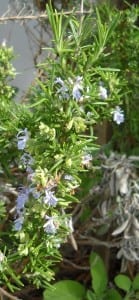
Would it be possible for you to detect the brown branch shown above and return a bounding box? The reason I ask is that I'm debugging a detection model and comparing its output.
[0,287,21,300]
[0,10,92,23]
[63,258,89,270]
[78,235,120,248]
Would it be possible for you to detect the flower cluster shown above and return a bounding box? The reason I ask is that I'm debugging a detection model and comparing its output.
[113,106,124,125]
[72,76,83,101]
[14,186,29,231]
[15,129,62,235]
[43,189,58,207]
[55,77,69,99]
[17,128,29,150]
[43,215,58,234]
[99,84,108,100]
[55,76,83,102]
[82,153,92,167]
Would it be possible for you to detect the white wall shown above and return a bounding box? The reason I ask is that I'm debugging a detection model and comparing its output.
[0,0,49,100]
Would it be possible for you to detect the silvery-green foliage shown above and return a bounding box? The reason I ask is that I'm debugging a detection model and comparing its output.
[91,153,139,265]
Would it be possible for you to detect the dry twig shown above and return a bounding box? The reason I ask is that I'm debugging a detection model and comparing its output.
[0,287,21,300]
[63,258,89,270]
[0,10,92,23]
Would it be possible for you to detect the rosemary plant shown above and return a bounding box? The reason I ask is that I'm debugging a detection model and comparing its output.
[0,4,126,291]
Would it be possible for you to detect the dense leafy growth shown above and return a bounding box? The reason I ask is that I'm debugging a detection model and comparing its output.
[0,2,138,295]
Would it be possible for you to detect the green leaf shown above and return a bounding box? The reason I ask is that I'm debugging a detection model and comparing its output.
[106,288,122,300]
[90,252,108,296]
[132,274,139,291]
[86,289,96,300]
[43,280,86,300]
[114,275,132,292]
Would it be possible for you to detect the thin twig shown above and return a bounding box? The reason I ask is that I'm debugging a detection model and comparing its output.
[68,233,78,251]
[0,287,21,300]
[0,10,92,23]
[63,258,89,270]
[78,235,120,248]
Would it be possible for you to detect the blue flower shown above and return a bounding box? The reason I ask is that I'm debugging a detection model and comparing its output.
[14,215,24,231]
[72,76,83,101]
[55,77,64,85]
[99,85,108,100]
[82,153,92,167]
[55,77,69,99]
[17,128,29,150]
[72,87,82,101]
[29,187,41,199]
[113,106,124,125]
[16,186,29,214]
[43,189,58,207]
[20,153,34,168]
[64,174,74,181]
[43,216,57,234]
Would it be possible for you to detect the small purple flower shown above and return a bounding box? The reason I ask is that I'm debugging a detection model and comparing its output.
[17,128,29,150]
[82,153,92,166]
[64,174,74,181]
[43,216,57,234]
[16,186,29,214]
[72,87,82,101]
[29,187,41,199]
[55,77,69,99]
[113,106,124,125]
[72,76,83,101]
[26,166,34,174]
[99,85,108,100]
[55,77,64,85]
[43,189,58,207]
[20,153,34,168]
[14,215,24,231]
[26,163,35,181]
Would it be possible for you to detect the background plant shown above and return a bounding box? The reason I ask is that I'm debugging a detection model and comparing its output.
[43,251,139,300]
[96,2,139,154]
